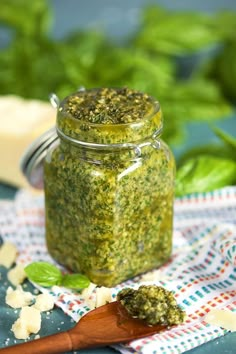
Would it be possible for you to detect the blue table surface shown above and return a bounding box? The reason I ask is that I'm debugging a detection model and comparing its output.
[0,116,236,353]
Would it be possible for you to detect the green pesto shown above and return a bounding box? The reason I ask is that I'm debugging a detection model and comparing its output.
[56,88,162,144]
[117,285,186,326]
[44,88,175,287]
[62,87,153,124]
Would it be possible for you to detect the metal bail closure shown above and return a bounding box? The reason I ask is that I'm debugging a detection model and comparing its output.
[20,127,59,189]
[151,138,161,150]
[49,93,60,109]
[134,128,162,158]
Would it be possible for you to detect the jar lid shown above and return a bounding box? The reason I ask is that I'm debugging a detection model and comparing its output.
[20,126,58,189]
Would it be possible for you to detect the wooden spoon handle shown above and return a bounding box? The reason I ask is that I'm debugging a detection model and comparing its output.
[0,331,73,354]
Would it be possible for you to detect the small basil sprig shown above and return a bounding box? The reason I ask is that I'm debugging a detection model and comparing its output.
[25,261,90,289]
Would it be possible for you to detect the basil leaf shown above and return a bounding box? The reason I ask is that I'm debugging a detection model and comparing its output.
[135,6,220,55]
[212,41,236,101]
[175,155,236,197]
[0,0,51,37]
[214,11,236,41]
[25,261,62,287]
[161,79,232,122]
[61,274,90,290]
[213,127,236,150]
[177,143,234,166]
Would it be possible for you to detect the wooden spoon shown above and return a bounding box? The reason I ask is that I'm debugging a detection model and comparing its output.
[0,301,170,354]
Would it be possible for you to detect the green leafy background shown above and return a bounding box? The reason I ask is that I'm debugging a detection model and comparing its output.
[0,0,236,196]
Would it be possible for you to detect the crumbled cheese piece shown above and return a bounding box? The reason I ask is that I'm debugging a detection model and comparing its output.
[86,299,96,310]
[81,282,97,298]
[33,293,54,312]
[95,287,112,308]
[0,242,18,268]
[12,318,30,340]
[205,309,236,331]
[140,270,162,282]
[7,264,27,286]
[6,286,34,308]
[12,306,41,339]
[81,282,97,309]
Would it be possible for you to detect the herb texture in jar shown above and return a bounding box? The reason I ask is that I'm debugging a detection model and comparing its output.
[44,87,175,287]
[117,285,185,326]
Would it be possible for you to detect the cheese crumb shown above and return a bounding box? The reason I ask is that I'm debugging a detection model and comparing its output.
[81,282,97,298]
[0,242,18,268]
[140,270,162,282]
[6,286,34,308]
[12,318,30,340]
[95,287,112,308]
[7,264,27,286]
[12,306,41,339]
[205,309,236,331]
[81,282,97,309]
[33,293,54,312]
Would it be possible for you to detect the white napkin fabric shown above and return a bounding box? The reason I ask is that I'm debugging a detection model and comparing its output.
[0,186,235,354]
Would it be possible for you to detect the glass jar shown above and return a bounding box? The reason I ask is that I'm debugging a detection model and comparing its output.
[44,88,175,287]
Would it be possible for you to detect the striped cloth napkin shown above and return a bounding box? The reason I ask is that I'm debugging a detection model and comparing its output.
[0,186,235,354]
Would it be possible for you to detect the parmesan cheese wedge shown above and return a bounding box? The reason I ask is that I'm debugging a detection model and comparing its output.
[205,309,236,331]
[0,95,56,188]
